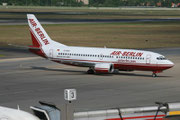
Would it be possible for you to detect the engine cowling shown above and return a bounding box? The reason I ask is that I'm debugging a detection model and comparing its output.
[94,63,114,73]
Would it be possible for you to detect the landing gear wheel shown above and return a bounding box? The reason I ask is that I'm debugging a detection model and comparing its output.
[87,69,94,74]
[152,73,157,77]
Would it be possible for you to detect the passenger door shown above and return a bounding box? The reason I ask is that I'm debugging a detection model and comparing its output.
[146,54,151,64]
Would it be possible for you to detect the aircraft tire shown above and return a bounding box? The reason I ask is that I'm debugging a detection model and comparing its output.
[87,69,94,74]
[152,73,157,77]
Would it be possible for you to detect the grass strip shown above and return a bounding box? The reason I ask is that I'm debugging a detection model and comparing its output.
[0,21,180,49]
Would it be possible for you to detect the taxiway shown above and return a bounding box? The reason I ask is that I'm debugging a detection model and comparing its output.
[0,47,180,112]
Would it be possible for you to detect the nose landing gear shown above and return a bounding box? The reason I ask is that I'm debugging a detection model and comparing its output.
[152,71,162,77]
[152,73,157,77]
[87,68,95,74]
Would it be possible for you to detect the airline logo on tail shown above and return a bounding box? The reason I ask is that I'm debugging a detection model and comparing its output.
[29,19,50,45]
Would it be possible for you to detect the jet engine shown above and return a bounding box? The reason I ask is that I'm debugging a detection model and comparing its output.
[94,63,114,73]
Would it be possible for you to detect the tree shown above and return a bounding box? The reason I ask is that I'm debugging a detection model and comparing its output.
[0,0,176,7]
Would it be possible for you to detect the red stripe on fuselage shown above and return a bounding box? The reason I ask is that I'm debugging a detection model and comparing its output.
[114,63,171,71]
[52,58,173,71]
[95,70,109,73]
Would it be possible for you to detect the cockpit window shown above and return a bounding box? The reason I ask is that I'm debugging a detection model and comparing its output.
[157,56,167,60]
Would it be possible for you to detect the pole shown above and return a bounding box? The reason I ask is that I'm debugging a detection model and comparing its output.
[64,89,77,120]
[154,106,161,120]
[118,109,123,120]
[154,102,169,120]
[66,101,74,120]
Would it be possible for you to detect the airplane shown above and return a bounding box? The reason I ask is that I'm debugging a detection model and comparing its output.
[27,14,174,77]
[0,106,40,120]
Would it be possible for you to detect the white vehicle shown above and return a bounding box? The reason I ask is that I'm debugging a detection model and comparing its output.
[27,14,174,77]
[0,106,40,120]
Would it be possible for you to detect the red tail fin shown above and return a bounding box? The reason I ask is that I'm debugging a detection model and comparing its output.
[29,29,41,47]
[29,29,46,58]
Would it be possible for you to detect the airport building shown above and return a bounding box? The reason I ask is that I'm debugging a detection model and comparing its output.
[77,0,89,5]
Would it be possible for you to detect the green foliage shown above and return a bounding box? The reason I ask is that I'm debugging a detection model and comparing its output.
[89,0,179,7]
[0,0,179,7]
[0,0,84,6]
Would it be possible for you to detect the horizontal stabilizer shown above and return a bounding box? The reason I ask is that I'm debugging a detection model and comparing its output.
[28,46,41,50]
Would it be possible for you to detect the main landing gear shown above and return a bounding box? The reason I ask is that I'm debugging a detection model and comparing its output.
[87,68,95,74]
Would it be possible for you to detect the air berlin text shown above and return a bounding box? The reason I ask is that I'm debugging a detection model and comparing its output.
[111,51,143,57]
[29,19,49,45]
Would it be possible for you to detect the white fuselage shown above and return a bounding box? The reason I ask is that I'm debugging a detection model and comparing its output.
[43,45,174,72]
[27,14,174,75]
